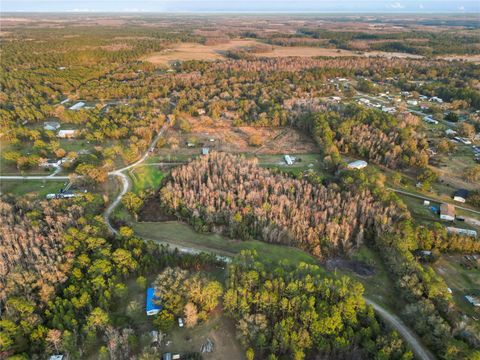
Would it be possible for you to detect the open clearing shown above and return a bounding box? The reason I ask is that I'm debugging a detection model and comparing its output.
[433,255,480,318]
[0,179,67,198]
[143,39,424,65]
[162,312,244,360]
[132,220,319,266]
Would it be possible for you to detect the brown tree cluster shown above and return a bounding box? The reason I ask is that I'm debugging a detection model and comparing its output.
[0,199,84,305]
[161,152,405,258]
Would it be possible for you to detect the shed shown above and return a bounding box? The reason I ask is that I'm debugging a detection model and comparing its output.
[465,295,480,307]
[201,147,210,156]
[440,203,455,221]
[453,189,469,203]
[44,121,60,131]
[57,130,77,138]
[347,160,368,170]
[49,356,64,360]
[146,287,162,316]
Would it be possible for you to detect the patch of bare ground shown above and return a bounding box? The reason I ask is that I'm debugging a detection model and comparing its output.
[156,115,318,157]
[325,258,376,277]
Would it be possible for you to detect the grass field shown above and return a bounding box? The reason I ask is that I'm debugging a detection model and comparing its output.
[0,179,68,198]
[128,165,164,193]
[132,221,318,266]
[433,255,480,318]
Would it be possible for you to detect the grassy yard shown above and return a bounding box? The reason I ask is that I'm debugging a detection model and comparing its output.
[433,255,480,318]
[128,166,165,194]
[0,179,68,198]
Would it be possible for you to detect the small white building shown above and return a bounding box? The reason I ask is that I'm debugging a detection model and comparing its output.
[57,130,77,138]
[347,160,368,170]
[284,155,294,165]
[429,96,443,103]
[423,116,438,125]
[407,100,418,106]
[44,121,60,131]
[49,355,64,360]
[445,129,457,136]
[465,295,480,307]
[69,102,85,111]
[201,147,210,156]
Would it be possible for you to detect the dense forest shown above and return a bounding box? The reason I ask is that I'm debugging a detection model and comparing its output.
[224,250,413,360]
[160,152,406,258]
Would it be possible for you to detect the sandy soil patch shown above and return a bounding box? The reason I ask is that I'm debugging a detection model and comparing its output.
[439,55,480,64]
[142,40,261,65]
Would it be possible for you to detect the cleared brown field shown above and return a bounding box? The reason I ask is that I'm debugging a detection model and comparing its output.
[143,38,426,65]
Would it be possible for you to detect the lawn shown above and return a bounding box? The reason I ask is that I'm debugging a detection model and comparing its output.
[128,165,165,193]
[433,255,480,318]
[0,179,68,198]
[132,221,318,266]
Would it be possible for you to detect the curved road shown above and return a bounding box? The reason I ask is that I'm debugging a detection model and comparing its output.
[365,298,436,360]
[103,125,169,235]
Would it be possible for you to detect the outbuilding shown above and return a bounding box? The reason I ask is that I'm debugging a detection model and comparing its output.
[44,121,61,131]
[69,102,85,111]
[57,130,77,138]
[146,287,162,316]
[453,189,469,203]
[284,154,293,165]
[440,203,455,221]
[347,160,368,170]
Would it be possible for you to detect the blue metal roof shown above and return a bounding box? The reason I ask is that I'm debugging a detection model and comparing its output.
[146,287,162,313]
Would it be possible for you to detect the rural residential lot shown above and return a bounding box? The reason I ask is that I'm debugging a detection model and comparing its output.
[1,11,480,360]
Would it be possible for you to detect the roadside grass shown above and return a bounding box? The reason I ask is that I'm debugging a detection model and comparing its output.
[128,166,164,194]
[0,179,67,198]
[339,245,398,310]
[132,221,318,267]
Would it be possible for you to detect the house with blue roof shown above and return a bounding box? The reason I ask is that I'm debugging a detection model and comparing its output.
[146,287,162,316]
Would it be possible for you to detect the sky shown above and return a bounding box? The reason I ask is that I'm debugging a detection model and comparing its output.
[1,0,479,13]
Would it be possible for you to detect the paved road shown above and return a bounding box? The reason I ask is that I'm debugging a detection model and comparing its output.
[0,175,70,180]
[365,298,436,360]
[389,188,480,216]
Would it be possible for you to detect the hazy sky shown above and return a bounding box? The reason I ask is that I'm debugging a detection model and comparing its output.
[2,0,479,13]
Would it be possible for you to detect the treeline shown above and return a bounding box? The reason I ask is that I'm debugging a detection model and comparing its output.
[296,104,429,169]
[372,220,480,359]
[224,250,414,360]
[160,152,406,258]
[0,193,220,358]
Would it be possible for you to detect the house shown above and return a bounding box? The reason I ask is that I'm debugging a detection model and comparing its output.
[454,137,472,145]
[347,160,368,170]
[57,130,77,138]
[465,295,480,307]
[69,101,85,111]
[284,154,293,165]
[407,100,418,106]
[440,203,455,221]
[453,189,469,203]
[44,121,61,131]
[49,356,64,360]
[146,287,162,316]
[445,129,457,136]
[446,227,477,238]
[201,147,210,156]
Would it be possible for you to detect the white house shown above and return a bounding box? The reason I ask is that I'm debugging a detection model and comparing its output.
[465,295,480,307]
[407,100,418,106]
[429,96,443,103]
[57,130,77,138]
[445,129,457,136]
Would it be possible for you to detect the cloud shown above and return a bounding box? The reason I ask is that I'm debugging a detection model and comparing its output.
[388,2,405,9]
[419,3,424,9]
[458,5,465,11]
